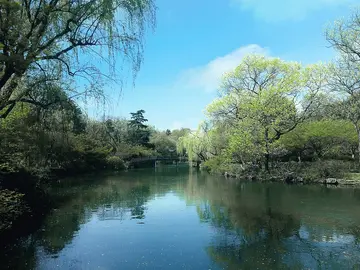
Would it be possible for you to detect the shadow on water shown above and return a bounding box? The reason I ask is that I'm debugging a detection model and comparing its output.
[1,166,360,269]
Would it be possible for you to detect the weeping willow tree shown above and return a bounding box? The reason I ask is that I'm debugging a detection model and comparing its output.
[0,0,156,118]
[176,122,213,166]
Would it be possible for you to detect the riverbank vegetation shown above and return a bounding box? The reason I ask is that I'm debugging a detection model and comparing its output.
[177,10,360,183]
[0,102,191,235]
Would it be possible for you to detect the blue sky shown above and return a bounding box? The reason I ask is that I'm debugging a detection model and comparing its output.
[85,0,357,130]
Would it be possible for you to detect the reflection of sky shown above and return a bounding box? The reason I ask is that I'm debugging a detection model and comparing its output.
[299,225,355,244]
[282,225,360,269]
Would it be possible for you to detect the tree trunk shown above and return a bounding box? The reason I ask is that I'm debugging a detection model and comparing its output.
[0,72,21,116]
[265,153,270,172]
[264,128,270,173]
[354,124,360,166]
[358,130,360,165]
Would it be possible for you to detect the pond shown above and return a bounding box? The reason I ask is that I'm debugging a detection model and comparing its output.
[1,166,360,269]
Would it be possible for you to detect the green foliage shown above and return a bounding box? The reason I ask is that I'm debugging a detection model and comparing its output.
[119,144,156,159]
[129,110,149,130]
[0,0,156,117]
[280,120,357,160]
[106,156,126,171]
[326,9,360,165]
[170,128,191,140]
[202,155,233,174]
[150,132,177,157]
[195,55,326,172]
[128,110,151,146]
[275,161,349,183]
[188,48,360,177]
[302,160,347,181]
[177,122,212,163]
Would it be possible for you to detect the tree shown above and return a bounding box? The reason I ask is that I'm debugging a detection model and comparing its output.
[171,128,191,140]
[150,132,176,157]
[177,122,214,166]
[326,9,360,63]
[324,9,360,164]
[327,55,360,163]
[129,109,148,130]
[280,120,358,161]
[206,55,325,172]
[0,0,156,118]
[128,109,150,146]
[0,84,99,173]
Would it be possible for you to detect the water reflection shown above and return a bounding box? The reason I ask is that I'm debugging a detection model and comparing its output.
[188,170,360,269]
[1,167,360,269]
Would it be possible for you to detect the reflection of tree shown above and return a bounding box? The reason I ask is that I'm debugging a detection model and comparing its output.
[32,168,192,258]
[0,235,38,270]
[349,225,360,244]
[129,186,150,219]
[36,175,154,255]
[198,201,301,269]
[40,204,92,254]
[96,205,127,221]
[188,176,360,269]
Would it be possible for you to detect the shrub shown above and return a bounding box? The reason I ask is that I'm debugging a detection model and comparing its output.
[273,160,350,183]
[106,156,126,171]
[300,160,347,182]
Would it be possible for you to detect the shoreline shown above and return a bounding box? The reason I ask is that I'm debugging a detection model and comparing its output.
[223,172,360,187]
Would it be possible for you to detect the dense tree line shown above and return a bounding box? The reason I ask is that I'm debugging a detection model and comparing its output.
[0,102,190,176]
[177,9,360,181]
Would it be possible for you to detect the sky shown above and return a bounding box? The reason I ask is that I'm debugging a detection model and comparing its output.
[84,0,358,131]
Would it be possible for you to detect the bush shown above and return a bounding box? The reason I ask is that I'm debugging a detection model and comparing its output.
[203,157,225,173]
[106,156,126,171]
[205,158,353,183]
[299,160,348,182]
[272,160,350,183]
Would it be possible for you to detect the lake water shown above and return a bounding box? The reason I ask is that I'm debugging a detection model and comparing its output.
[2,166,360,269]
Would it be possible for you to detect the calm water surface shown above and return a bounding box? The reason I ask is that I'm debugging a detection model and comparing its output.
[2,166,360,269]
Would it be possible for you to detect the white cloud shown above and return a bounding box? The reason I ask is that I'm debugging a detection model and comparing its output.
[170,121,185,130]
[170,117,200,130]
[176,44,268,93]
[231,0,357,22]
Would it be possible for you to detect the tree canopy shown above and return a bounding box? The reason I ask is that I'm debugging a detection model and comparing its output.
[0,0,156,118]
[200,55,326,171]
